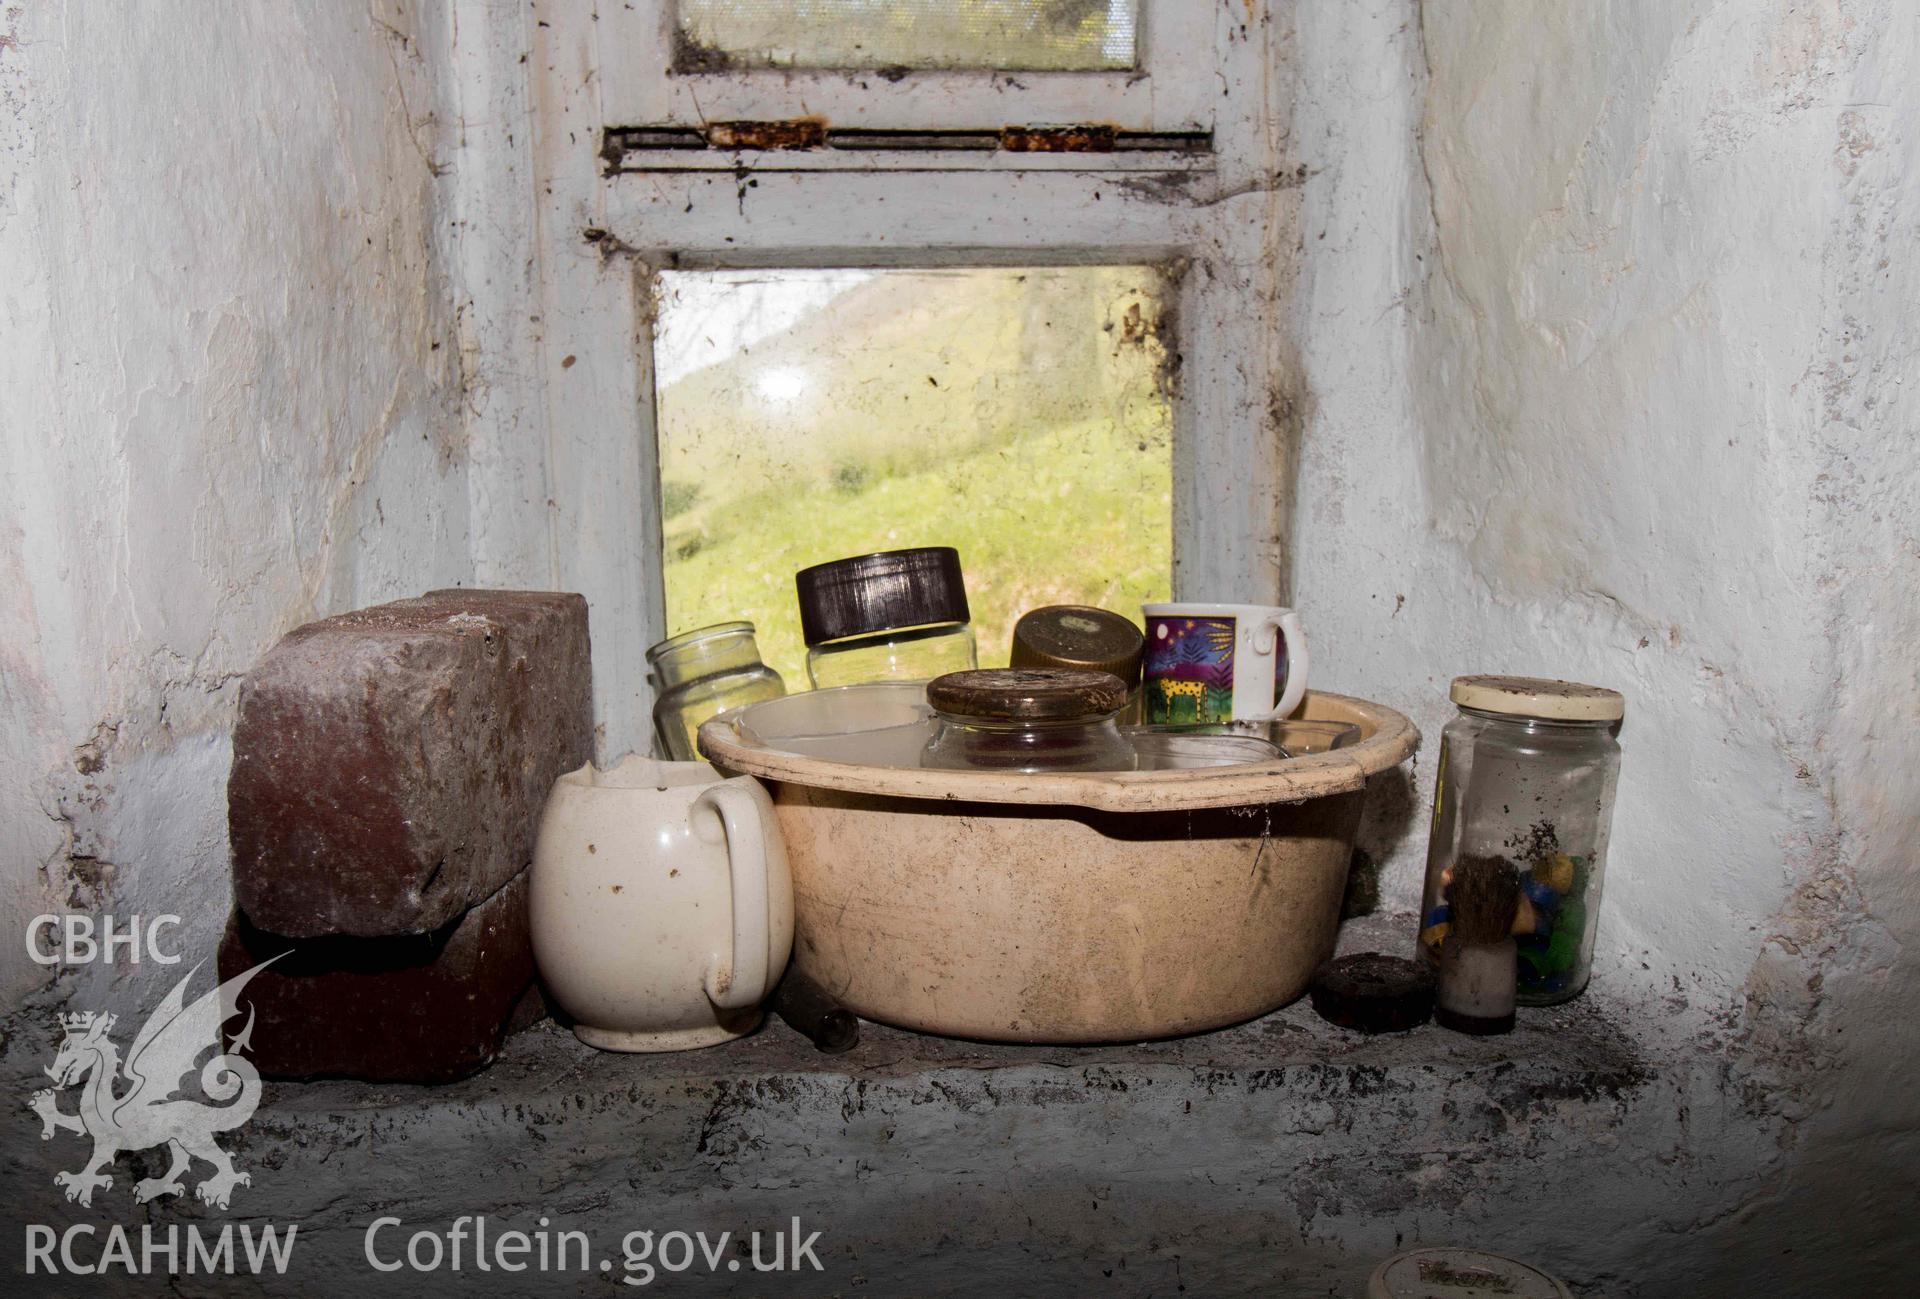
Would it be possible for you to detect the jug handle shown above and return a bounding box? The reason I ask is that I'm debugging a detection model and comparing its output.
[693,777,774,1011]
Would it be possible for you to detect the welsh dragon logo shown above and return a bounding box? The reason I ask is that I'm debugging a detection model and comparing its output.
[27,959,276,1209]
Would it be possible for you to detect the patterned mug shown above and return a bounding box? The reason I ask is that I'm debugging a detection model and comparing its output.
[1140,602,1310,725]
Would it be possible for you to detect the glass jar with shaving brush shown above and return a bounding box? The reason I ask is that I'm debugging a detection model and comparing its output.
[1418,676,1624,1007]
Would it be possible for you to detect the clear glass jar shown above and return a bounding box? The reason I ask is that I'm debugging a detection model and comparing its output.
[807,622,977,690]
[922,668,1135,773]
[1127,730,1278,770]
[648,622,785,762]
[1418,676,1623,1005]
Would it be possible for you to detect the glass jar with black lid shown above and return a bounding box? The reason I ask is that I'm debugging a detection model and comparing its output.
[922,668,1135,773]
[797,547,977,688]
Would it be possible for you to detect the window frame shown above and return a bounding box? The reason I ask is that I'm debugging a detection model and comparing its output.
[501,1,1293,756]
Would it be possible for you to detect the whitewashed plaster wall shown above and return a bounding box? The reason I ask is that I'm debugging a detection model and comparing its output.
[2,0,1914,1285]
[1292,0,1918,1285]
[0,2,471,1005]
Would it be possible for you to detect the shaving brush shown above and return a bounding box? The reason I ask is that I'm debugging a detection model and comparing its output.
[1434,855,1521,1034]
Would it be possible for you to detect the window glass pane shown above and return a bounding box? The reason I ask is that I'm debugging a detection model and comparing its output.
[677,0,1140,72]
[654,266,1174,684]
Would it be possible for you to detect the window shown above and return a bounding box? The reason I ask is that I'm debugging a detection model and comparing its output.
[515,1,1290,752]
[677,0,1142,72]
[653,265,1175,680]
[602,0,1217,135]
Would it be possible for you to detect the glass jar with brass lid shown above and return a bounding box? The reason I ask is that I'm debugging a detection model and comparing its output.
[1010,604,1145,723]
[1010,605,1144,683]
[1418,675,1624,1005]
[921,668,1135,773]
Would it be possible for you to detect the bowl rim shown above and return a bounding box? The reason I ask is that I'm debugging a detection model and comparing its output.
[698,688,1419,812]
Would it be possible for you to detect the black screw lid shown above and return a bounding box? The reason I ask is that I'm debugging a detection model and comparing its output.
[795,547,971,647]
[1307,953,1436,1034]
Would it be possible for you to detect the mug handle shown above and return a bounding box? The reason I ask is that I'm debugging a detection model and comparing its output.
[693,777,775,1011]
[1249,610,1310,720]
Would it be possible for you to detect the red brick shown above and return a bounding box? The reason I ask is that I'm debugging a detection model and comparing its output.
[218,870,535,1084]
[228,589,590,937]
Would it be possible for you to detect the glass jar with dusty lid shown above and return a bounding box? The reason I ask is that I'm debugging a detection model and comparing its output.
[1009,605,1145,686]
[648,621,785,762]
[797,547,977,688]
[1418,675,1624,1005]
[922,668,1135,773]
[1011,603,1146,723]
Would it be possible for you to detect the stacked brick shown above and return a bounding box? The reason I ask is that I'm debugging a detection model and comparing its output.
[223,589,592,1082]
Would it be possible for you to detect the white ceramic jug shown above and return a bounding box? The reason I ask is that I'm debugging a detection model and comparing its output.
[530,756,793,1051]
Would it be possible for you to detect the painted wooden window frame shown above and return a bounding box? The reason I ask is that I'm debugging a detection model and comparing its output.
[497,1,1294,757]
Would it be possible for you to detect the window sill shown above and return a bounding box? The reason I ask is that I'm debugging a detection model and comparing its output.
[5,916,1707,1292]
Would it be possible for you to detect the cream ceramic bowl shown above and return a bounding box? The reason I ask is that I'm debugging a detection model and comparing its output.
[700,688,1417,1043]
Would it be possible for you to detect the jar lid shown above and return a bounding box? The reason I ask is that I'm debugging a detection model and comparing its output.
[1367,1247,1570,1299]
[1009,605,1145,686]
[1308,953,1436,1034]
[796,547,971,647]
[1449,675,1624,722]
[927,668,1127,721]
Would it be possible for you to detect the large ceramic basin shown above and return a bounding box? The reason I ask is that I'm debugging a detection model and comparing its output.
[700,688,1418,1043]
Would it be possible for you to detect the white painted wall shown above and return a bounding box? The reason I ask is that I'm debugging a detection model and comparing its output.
[0,2,471,1004]
[1293,0,1918,1285]
[1,0,1913,1286]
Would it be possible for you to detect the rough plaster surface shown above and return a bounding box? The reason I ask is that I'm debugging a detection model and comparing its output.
[0,3,471,1008]
[1291,0,1918,1289]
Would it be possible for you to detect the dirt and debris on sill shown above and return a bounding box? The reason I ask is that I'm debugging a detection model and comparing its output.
[999,123,1118,153]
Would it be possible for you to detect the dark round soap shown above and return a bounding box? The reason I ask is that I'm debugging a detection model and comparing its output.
[1308,953,1436,1034]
